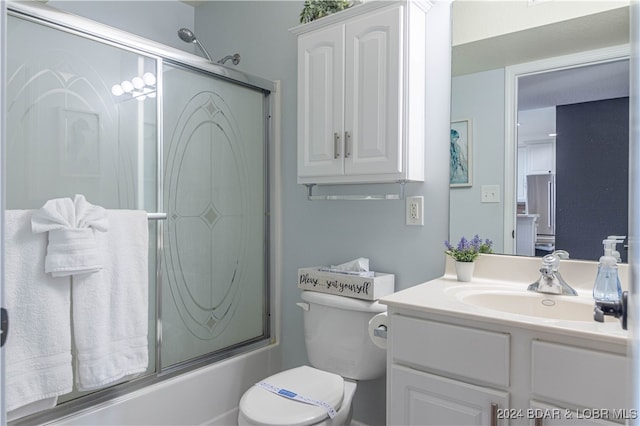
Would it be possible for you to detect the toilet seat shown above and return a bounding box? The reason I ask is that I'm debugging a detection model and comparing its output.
[239,366,345,426]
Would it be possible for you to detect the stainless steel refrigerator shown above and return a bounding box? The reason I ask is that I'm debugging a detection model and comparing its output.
[526,174,555,251]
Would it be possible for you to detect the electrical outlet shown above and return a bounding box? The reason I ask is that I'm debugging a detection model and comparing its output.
[406,196,424,226]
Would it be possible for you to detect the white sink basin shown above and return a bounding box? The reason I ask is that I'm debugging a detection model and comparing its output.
[447,286,615,323]
[379,256,628,344]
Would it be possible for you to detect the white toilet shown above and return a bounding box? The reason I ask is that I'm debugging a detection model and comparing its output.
[238,290,387,426]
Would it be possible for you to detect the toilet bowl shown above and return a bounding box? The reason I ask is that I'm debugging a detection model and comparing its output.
[238,291,387,426]
[238,366,357,426]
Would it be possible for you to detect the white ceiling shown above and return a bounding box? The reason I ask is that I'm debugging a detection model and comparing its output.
[452,6,630,112]
[518,59,630,111]
[452,7,629,77]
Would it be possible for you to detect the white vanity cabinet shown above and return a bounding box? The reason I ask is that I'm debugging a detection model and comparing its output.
[528,341,627,426]
[388,315,510,425]
[385,311,628,426]
[516,214,538,256]
[291,1,431,184]
[390,365,509,425]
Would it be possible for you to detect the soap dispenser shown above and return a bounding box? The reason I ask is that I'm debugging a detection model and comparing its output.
[593,238,622,303]
[607,235,626,263]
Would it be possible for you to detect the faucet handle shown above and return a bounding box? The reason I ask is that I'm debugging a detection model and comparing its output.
[541,253,560,271]
[552,250,570,260]
[541,250,569,272]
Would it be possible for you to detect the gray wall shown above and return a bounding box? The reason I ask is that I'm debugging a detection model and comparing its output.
[450,68,506,252]
[29,1,451,424]
[195,2,451,424]
[48,0,194,50]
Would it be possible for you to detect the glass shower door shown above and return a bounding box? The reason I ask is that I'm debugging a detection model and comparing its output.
[161,64,268,368]
[5,14,159,405]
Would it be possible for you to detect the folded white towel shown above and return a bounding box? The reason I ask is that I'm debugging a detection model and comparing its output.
[72,210,149,391]
[32,194,108,277]
[5,210,73,418]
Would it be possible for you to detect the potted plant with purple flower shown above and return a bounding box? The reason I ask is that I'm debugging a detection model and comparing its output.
[444,235,493,281]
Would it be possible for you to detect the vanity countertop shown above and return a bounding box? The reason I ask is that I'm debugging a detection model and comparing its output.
[379,254,628,345]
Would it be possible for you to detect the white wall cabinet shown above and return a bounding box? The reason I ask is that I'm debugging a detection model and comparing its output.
[527,141,555,175]
[517,141,555,202]
[387,311,628,426]
[292,1,430,184]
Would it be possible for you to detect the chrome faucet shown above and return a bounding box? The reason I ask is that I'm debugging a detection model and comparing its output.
[527,250,578,296]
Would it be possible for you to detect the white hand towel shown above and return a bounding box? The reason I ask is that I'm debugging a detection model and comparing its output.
[5,210,73,418]
[31,195,108,277]
[72,210,149,391]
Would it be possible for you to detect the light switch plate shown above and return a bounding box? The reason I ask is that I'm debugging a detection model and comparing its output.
[481,185,500,203]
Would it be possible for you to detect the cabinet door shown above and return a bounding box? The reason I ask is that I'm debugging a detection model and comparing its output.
[389,365,509,426]
[527,141,555,175]
[344,5,402,176]
[531,341,626,413]
[529,401,622,426]
[518,146,527,202]
[297,23,345,179]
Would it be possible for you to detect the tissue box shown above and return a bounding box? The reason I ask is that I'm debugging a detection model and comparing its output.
[297,267,395,300]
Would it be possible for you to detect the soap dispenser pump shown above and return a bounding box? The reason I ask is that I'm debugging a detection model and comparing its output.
[593,238,622,303]
[607,235,626,263]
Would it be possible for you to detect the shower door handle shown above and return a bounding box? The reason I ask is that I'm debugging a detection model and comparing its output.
[147,212,167,220]
[1,308,8,347]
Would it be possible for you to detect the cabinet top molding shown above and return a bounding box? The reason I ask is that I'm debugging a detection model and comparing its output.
[289,0,434,35]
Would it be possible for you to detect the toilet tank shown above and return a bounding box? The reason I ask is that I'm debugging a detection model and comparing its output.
[300,290,387,380]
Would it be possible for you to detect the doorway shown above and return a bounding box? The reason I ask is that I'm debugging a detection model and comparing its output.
[504,45,630,259]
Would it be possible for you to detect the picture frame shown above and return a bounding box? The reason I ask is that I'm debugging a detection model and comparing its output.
[59,108,100,177]
[450,119,472,187]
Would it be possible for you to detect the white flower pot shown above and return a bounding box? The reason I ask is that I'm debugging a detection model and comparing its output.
[455,261,475,282]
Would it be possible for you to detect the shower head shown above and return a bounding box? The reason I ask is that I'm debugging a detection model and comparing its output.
[177,28,213,62]
[177,27,196,43]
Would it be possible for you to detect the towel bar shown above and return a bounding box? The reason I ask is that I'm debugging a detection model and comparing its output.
[304,181,406,201]
[147,212,167,220]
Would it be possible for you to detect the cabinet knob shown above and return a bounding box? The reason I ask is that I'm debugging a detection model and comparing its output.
[333,132,341,159]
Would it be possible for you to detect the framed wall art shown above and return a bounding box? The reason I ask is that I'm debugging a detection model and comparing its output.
[450,119,472,187]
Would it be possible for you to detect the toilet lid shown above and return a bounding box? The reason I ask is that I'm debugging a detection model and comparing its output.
[239,366,345,426]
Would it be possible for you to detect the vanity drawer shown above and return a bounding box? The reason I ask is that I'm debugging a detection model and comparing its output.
[391,315,510,387]
[531,340,626,410]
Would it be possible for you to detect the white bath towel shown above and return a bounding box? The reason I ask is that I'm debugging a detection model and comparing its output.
[5,210,73,418]
[72,209,149,391]
[32,194,109,277]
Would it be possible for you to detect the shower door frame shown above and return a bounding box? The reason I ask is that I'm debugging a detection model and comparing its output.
[0,0,6,423]
[4,1,278,423]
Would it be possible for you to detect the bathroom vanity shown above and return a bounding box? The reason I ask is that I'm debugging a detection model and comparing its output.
[380,255,629,426]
